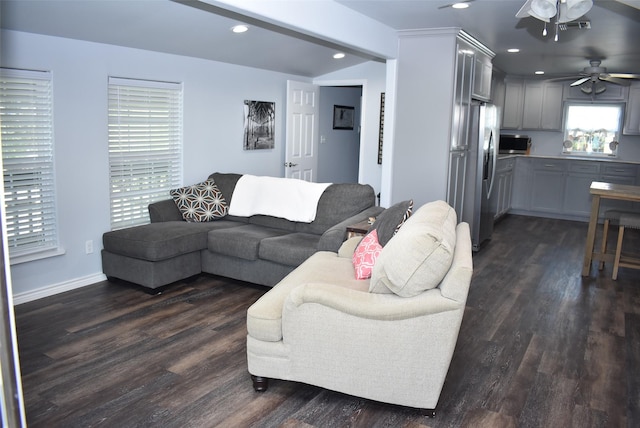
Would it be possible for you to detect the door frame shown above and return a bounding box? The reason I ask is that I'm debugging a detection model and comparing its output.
[313,79,367,184]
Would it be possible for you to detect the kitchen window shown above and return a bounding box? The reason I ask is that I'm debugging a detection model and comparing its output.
[108,77,183,229]
[562,103,623,157]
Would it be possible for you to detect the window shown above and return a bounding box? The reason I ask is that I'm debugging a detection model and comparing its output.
[108,77,183,229]
[0,68,60,262]
[563,103,623,157]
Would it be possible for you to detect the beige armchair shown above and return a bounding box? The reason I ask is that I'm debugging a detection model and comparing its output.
[246,201,473,414]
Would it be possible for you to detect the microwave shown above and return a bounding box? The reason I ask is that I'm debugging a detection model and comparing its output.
[499,135,531,154]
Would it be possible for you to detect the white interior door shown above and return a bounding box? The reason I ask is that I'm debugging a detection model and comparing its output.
[285,80,319,181]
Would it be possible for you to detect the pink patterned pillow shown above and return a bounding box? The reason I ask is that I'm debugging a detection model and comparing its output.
[352,229,383,280]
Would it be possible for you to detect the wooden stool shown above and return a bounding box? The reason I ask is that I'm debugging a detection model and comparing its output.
[612,212,640,280]
[599,210,626,270]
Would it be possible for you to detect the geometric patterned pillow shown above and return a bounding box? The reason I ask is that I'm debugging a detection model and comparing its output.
[352,229,383,280]
[170,179,228,222]
[393,199,413,236]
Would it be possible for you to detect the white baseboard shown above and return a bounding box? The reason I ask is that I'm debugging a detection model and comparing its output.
[13,273,107,305]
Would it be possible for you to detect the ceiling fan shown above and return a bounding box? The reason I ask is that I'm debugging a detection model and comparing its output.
[552,60,640,94]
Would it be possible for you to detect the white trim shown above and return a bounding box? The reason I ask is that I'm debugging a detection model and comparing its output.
[12,273,106,305]
[313,78,368,184]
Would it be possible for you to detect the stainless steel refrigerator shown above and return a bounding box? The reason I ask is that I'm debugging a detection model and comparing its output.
[449,101,499,251]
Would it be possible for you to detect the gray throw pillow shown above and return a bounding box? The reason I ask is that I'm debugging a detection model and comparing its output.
[367,199,413,246]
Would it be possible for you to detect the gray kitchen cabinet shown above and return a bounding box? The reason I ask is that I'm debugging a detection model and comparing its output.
[472,52,493,101]
[600,163,638,212]
[563,161,600,217]
[492,157,514,219]
[510,156,639,220]
[623,83,640,135]
[502,79,524,129]
[502,79,563,131]
[451,38,475,150]
[510,156,532,211]
[447,151,468,219]
[531,159,566,213]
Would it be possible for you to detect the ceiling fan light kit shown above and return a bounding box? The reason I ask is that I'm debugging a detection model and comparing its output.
[517,0,593,40]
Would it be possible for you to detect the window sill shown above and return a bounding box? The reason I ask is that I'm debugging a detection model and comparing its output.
[561,152,618,160]
[10,247,66,266]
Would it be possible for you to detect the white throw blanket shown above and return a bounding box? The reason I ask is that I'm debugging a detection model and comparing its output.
[228,175,332,222]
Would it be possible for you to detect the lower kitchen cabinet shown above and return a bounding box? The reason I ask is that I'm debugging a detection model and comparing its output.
[508,156,640,221]
[492,157,514,219]
[563,161,600,217]
[531,159,565,214]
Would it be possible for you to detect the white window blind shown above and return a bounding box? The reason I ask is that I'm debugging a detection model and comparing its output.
[0,68,59,260]
[108,77,183,229]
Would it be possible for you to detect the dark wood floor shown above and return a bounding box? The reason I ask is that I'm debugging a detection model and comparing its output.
[14,215,640,427]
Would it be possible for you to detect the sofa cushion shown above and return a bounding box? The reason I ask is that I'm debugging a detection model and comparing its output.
[247,251,370,342]
[259,233,320,266]
[102,220,241,261]
[249,215,297,232]
[207,224,289,261]
[369,201,457,297]
[352,229,382,279]
[368,199,413,246]
[170,179,228,222]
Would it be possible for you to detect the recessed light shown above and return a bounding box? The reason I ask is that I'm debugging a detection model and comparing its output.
[333,53,345,59]
[507,48,520,53]
[232,25,248,33]
[535,71,545,75]
[451,2,470,9]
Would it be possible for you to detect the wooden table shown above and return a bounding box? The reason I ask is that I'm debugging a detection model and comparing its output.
[346,219,373,239]
[582,181,640,276]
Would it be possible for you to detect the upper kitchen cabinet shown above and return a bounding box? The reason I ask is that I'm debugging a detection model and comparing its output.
[623,82,640,135]
[473,52,493,101]
[502,79,563,131]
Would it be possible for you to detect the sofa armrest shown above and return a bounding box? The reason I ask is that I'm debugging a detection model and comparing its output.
[317,206,384,252]
[337,237,362,258]
[285,282,461,321]
[148,199,184,223]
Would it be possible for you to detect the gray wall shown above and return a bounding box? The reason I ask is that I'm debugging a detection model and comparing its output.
[318,86,361,183]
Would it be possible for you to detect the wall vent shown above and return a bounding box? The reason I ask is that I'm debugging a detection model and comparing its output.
[559,21,591,31]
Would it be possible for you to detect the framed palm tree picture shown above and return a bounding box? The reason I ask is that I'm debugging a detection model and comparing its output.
[244,100,275,150]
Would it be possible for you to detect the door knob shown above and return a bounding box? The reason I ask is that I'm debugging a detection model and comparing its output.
[284,162,298,167]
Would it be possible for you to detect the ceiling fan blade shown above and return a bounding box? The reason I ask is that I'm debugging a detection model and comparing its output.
[546,75,582,82]
[570,77,591,87]
[600,76,631,86]
[608,73,640,79]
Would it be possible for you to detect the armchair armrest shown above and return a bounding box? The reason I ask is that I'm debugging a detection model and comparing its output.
[285,282,461,321]
[317,206,384,252]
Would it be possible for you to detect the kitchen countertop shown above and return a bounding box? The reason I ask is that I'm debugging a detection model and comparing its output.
[498,154,640,165]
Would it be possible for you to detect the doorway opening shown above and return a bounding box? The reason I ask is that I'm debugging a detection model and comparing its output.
[317,85,362,183]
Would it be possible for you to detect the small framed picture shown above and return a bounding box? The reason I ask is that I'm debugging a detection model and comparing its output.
[333,105,355,130]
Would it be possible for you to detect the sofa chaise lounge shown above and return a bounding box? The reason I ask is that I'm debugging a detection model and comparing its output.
[102,172,383,290]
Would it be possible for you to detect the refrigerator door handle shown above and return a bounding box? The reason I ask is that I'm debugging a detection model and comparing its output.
[486,130,497,199]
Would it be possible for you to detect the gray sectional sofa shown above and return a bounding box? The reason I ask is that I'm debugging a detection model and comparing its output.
[102,172,383,290]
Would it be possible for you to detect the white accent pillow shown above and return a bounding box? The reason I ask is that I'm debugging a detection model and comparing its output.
[369,200,457,297]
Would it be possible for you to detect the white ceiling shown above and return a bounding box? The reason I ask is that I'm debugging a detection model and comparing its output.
[1,0,639,80]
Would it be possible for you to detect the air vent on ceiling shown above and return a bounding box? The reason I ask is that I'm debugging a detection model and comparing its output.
[559,21,591,31]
